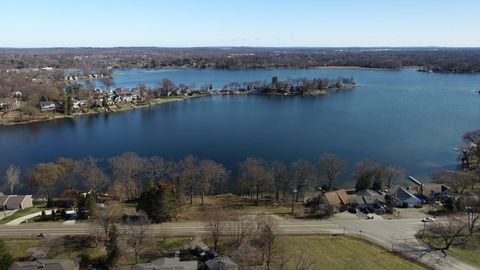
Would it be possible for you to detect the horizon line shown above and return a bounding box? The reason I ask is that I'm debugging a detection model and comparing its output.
[1,45,480,50]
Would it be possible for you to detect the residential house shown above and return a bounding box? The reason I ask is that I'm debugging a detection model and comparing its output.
[135,257,197,270]
[350,189,387,212]
[323,189,352,212]
[11,91,22,98]
[0,195,33,210]
[9,259,79,270]
[418,184,449,202]
[72,99,87,109]
[391,187,422,207]
[205,256,238,270]
[39,101,56,111]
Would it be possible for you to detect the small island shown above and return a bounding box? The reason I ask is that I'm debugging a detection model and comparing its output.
[219,76,355,96]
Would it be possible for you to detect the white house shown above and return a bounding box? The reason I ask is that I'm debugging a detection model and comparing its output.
[39,101,56,111]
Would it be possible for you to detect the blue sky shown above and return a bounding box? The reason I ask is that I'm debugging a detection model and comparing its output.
[1,0,479,47]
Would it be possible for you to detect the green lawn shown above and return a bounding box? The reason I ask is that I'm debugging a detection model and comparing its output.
[421,232,480,267]
[0,204,47,224]
[3,239,42,260]
[274,235,431,270]
[448,247,480,267]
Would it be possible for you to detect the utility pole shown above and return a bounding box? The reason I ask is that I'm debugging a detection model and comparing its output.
[291,189,298,214]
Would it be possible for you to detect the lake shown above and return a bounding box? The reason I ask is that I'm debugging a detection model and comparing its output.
[1,68,480,185]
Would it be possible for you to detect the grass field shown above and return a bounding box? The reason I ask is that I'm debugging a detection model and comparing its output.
[178,194,303,221]
[0,204,47,224]
[448,247,480,267]
[273,235,431,270]
[2,235,431,270]
[3,239,42,260]
[421,231,480,267]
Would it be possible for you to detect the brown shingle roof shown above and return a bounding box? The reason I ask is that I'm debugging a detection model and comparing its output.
[324,191,341,206]
[336,189,351,204]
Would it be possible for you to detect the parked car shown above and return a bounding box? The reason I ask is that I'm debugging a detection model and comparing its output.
[421,217,435,222]
[347,207,357,214]
[366,214,374,220]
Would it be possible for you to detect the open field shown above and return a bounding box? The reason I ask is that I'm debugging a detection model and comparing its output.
[2,235,431,270]
[177,194,304,221]
[420,232,480,268]
[3,239,42,261]
[272,235,432,270]
[2,236,193,270]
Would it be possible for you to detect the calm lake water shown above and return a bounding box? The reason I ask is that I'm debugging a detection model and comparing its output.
[1,68,480,185]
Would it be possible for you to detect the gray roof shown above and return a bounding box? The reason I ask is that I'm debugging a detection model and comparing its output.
[136,257,197,270]
[394,188,421,202]
[0,195,8,206]
[5,195,30,206]
[9,259,79,270]
[205,256,238,270]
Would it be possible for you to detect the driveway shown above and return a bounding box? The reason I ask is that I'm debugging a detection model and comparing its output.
[5,210,53,226]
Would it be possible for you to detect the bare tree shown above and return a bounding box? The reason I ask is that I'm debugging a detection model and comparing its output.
[92,201,122,239]
[109,152,144,181]
[143,156,167,183]
[258,221,277,270]
[432,171,472,195]
[465,195,480,235]
[56,157,77,190]
[123,214,151,264]
[228,216,253,249]
[383,165,405,189]
[271,161,288,201]
[317,153,347,191]
[179,155,201,205]
[238,158,273,205]
[206,206,227,251]
[78,157,110,192]
[199,160,228,205]
[423,215,471,256]
[290,160,315,201]
[109,152,144,199]
[292,250,316,270]
[274,248,289,270]
[5,164,20,195]
[232,241,260,269]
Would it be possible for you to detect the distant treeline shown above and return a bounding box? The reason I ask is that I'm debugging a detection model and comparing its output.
[1,47,480,73]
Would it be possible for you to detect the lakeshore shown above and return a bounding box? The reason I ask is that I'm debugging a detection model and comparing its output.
[0,68,479,178]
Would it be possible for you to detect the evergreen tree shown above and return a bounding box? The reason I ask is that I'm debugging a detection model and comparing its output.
[76,193,96,219]
[137,186,176,223]
[0,240,14,270]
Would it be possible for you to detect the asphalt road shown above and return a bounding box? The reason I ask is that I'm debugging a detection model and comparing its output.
[0,217,477,270]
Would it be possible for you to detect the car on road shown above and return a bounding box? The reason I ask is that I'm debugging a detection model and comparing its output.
[36,233,46,238]
[421,217,435,222]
